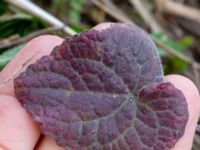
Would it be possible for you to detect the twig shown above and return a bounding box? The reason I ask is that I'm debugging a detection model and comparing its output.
[90,0,134,24]
[101,0,130,21]
[5,0,77,35]
[153,37,200,69]
[0,34,19,46]
[129,0,162,32]
[155,0,200,24]
[0,27,61,49]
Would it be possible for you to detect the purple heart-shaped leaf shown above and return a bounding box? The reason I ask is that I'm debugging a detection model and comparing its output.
[14,23,188,150]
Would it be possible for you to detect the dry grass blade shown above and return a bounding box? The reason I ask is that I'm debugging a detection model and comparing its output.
[101,0,130,20]
[90,0,134,24]
[0,27,61,49]
[155,0,200,24]
[5,0,77,35]
[0,35,19,46]
[154,37,200,70]
[129,0,162,32]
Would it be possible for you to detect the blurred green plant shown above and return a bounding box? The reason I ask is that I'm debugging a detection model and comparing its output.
[52,0,86,33]
[0,14,47,39]
[0,0,8,15]
[0,0,48,70]
[68,0,85,22]
[0,44,24,70]
[152,32,193,74]
[53,0,85,23]
[69,23,84,33]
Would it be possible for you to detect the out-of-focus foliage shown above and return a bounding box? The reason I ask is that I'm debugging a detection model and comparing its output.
[34,0,86,32]
[152,32,193,52]
[54,0,85,22]
[0,0,196,75]
[0,0,8,15]
[67,0,85,22]
[52,0,86,32]
[0,0,47,68]
[152,32,192,74]
[0,14,47,39]
[0,44,24,70]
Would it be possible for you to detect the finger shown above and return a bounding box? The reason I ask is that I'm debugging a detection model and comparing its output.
[93,22,113,31]
[165,75,200,150]
[0,94,40,150]
[0,35,64,96]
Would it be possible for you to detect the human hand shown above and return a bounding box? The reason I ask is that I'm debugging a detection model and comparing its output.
[0,23,199,150]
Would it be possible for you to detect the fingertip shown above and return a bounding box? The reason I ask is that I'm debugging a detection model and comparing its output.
[93,22,114,31]
[165,74,200,150]
[24,35,64,46]
[165,74,200,115]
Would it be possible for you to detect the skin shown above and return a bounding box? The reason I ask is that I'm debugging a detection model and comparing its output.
[0,23,199,150]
